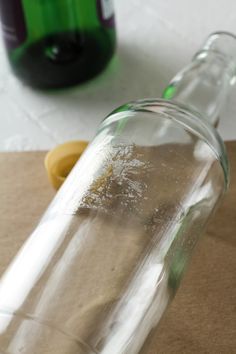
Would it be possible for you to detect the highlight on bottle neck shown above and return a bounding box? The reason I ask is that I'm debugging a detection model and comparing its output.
[197,31,236,80]
[163,31,236,126]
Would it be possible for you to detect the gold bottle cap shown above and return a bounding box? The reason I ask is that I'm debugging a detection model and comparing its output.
[45,140,89,190]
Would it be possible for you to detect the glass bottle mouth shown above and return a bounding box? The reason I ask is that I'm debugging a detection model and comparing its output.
[102,99,229,189]
[201,31,236,57]
[195,31,236,82]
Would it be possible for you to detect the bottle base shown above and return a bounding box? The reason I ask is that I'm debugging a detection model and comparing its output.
[9,29,116,90]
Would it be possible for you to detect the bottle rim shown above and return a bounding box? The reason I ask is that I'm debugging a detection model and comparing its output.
[101,98,229,189]
[195,31,236,81]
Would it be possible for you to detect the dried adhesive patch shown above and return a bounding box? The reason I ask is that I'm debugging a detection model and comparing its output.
[80,144,154,217]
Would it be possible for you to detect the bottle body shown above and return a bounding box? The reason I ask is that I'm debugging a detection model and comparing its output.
[0,0,116,89]
[0,100,227,353]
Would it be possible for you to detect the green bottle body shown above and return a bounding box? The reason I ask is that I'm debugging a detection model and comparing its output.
[0,0,116,89]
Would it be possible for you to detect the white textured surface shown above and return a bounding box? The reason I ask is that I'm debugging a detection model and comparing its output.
[1,0,236,151]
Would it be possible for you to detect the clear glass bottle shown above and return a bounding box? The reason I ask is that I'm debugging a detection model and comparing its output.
[0,0,116,89]
[0,32,235,354]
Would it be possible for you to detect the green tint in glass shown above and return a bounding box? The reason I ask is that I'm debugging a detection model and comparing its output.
[162,84,177,99]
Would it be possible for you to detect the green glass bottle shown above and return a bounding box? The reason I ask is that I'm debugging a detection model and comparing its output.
[0,0,116,89]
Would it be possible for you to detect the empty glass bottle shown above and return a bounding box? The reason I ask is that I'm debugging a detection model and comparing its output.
[0,0,116,89]
[0,32,235,354]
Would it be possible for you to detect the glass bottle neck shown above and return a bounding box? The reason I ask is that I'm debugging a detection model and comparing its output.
[163,32,236,126]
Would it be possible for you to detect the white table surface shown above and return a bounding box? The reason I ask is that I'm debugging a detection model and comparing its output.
[0,0,236,151]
